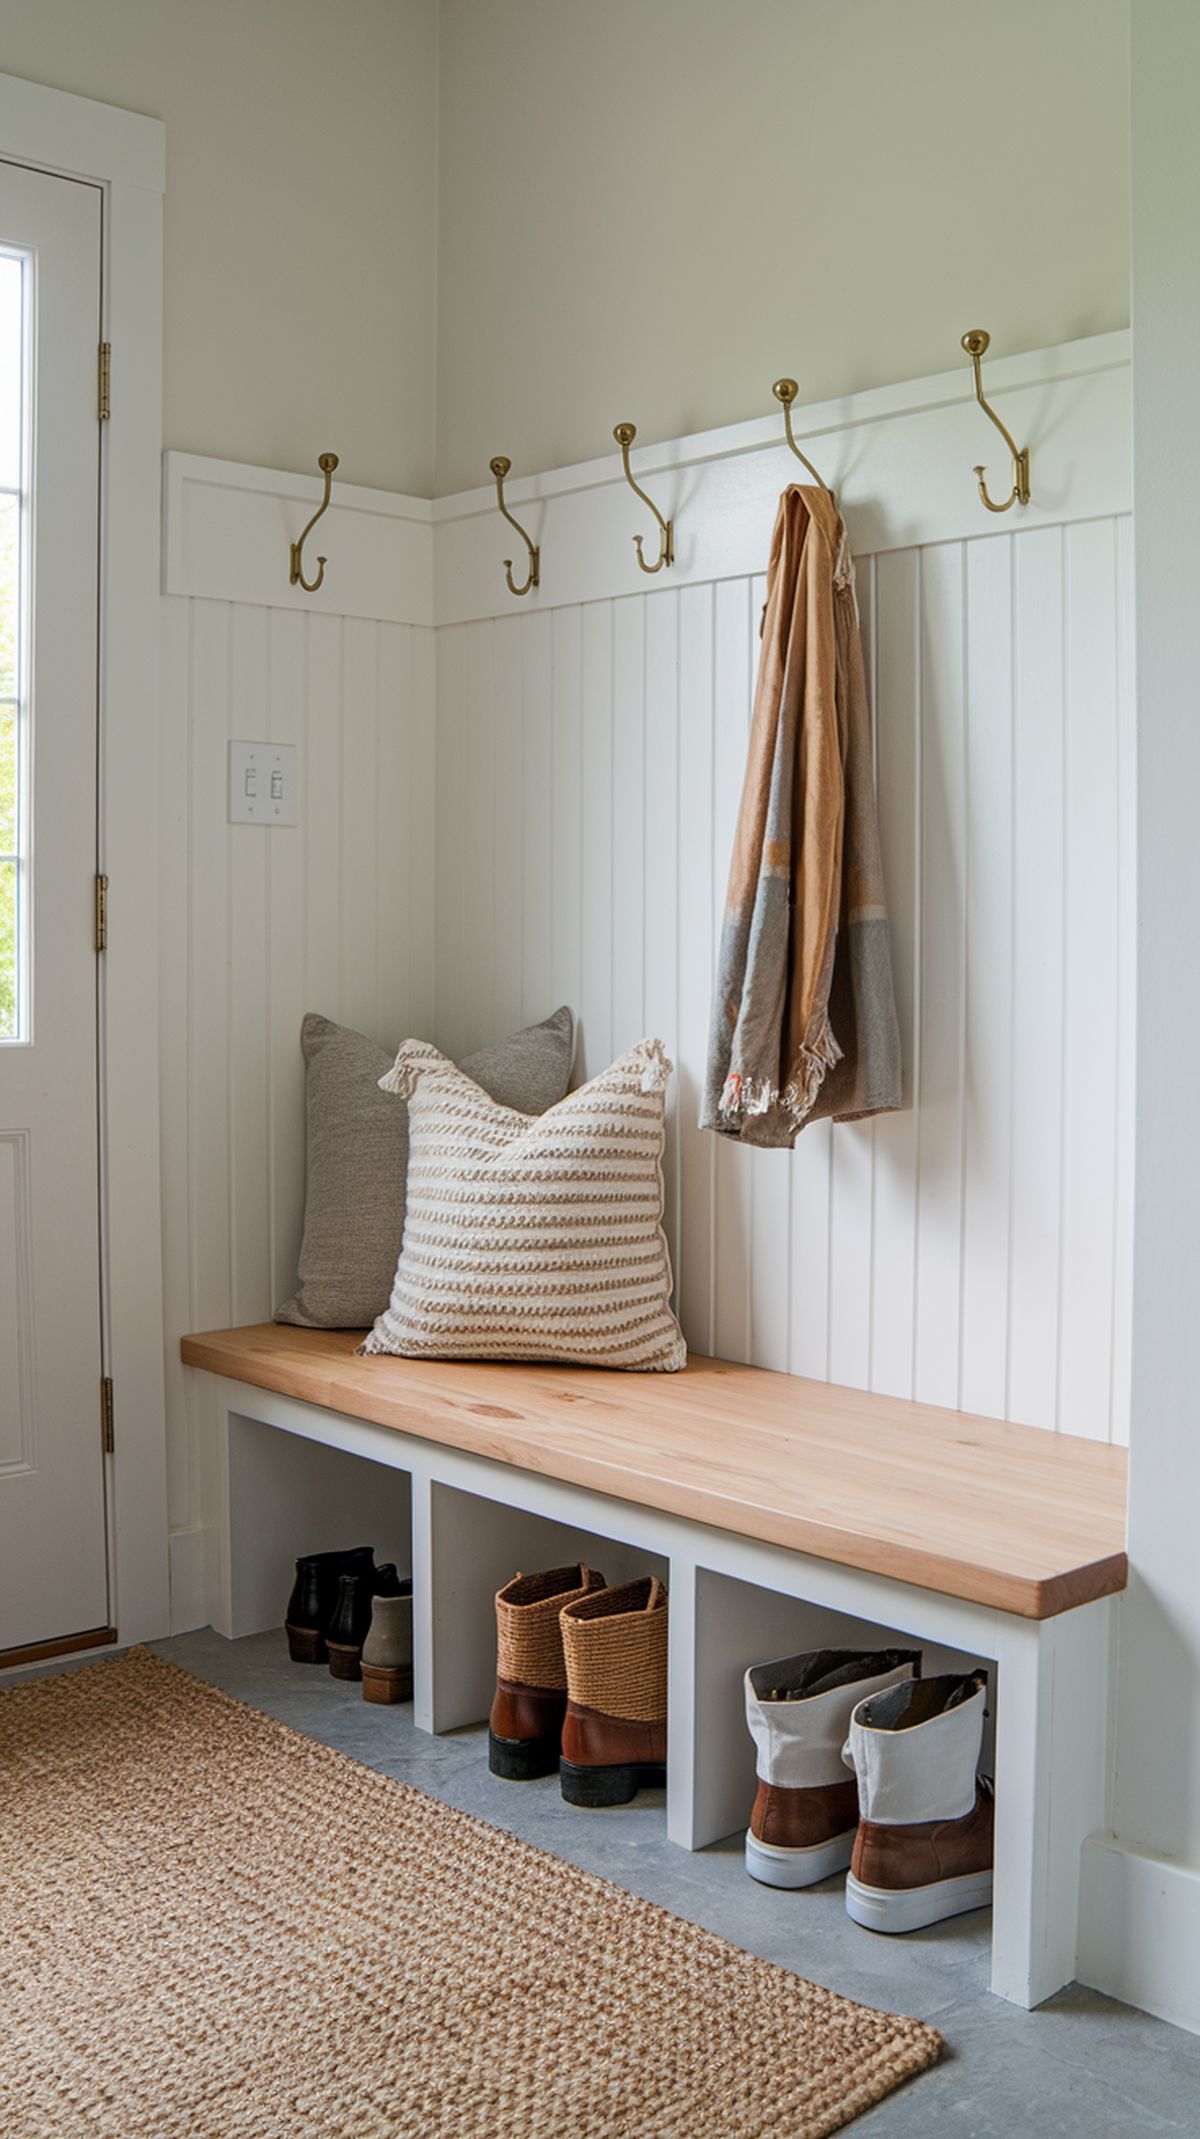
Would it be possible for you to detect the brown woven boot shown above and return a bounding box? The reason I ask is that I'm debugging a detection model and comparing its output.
[559,1576,668,1807]
[489,1563,606,1780]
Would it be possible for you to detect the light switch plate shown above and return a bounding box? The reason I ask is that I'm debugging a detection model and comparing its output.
[228,740,298,826]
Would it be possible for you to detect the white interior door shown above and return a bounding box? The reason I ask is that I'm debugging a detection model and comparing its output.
[0,159,107,1658]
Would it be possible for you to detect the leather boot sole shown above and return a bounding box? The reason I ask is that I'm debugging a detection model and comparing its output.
[285,1623,327,1665]
[325,1642,363,1682]
[559,1758,666,1807]
[845,1864,993,1933]
[361,1662,413,1704]
[488,1728,561,1781]
[744,1826,856,1889]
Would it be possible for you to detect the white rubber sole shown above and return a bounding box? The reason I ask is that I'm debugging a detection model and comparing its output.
[744,1826,856,1890]
[844,1865,994,1933]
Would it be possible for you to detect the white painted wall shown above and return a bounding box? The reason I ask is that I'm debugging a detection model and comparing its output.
[434,0,1131,492]
[1077,0,1200,2039]
[0,0,439,493]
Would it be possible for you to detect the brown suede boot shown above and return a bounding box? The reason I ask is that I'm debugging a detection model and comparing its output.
[743,1648,921,1888]
[489,1563,606,1780]
[559,1576,667,1807]
[844,1670,994,1933]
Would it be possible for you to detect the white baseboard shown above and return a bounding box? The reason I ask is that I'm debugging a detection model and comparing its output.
[167,1524,209,1635]
[1079,1832,1200,2036]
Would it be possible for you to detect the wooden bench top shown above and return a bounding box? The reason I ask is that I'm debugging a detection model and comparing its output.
[181,1324,1128,1622]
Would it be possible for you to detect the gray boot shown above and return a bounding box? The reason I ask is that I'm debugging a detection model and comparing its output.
[360,1581,413,1704]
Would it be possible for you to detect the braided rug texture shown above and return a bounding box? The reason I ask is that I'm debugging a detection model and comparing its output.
[0,1649,942,2139]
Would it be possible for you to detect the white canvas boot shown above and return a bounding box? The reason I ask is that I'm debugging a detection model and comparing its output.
[743,1647,920,1889]
[843,1670,994,1933]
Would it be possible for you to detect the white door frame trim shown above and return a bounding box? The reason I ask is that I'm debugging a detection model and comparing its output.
[0,70,168,1646]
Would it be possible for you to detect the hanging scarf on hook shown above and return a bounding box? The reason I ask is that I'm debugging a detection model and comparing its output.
[702,484,901,1144]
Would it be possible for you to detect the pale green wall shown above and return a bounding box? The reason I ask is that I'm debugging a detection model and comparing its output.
[434,0,1131,494]
[0,0,1130,497]
[0,0,440,494]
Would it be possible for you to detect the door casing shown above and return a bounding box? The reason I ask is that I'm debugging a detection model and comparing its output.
[0,72,168,1662]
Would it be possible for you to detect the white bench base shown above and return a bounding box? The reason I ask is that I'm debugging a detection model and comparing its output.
[195,1368,1116,2012]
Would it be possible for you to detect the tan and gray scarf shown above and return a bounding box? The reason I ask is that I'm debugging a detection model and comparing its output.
[702,484,901,1144]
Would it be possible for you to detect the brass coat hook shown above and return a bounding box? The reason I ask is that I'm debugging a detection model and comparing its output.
[613,423,674,573]
[289,452,339,591]
[772,378,831,492]
[489,456,540,597]
[961,331,1031,513]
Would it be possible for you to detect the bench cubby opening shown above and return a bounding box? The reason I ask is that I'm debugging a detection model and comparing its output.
[219,1407,413,1643]
[418,1479,669,1735]
[678,1566,995,1856]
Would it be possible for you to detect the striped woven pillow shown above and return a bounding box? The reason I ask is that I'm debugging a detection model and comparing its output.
[360,1038,686,1371]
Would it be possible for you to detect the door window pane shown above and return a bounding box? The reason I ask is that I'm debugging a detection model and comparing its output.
[0,254,20,492]
[0,704,14,852]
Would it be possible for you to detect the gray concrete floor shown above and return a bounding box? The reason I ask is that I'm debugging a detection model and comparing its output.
[27,1627,1200,2136]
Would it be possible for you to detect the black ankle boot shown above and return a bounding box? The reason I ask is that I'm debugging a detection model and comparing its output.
[285,1547,375,1663]
[325,1571,377,1680]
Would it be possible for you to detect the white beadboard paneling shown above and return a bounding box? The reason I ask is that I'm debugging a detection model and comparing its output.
[870,548,921,1400]
[676,582,716,1357]
[435,517,1135,1444]
[160,597,438,1565]
[914,543,968,1414]
[959,537,1015,1418]
[1007,528,1067,1431]
[1059,519,1123,1440]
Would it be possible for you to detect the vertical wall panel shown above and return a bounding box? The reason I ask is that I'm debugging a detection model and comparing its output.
[433,517,1135,1443]
[408,624,438,1042]
[578,602,614,1082]
[913,543,967,1412]
[460,621,496,1057]
[434,625,468,1060]
[676,583,716,1356]
[643,590,681,1274]
[959,537,1015,1418]
[375,621,413,1042]
[827,555,877,1391]
[266,608,307,1313]
[870,548,921,1399]
[549,607,583,1028]
[711,580,754,1366]
[521,611,554,1031]
[611,598,647,1052]
[228,604,272,1324]
[339,618,381,1039]
[1007,528,1066,1430]
[1059,519,1123,1439]
[161,594,438,1571]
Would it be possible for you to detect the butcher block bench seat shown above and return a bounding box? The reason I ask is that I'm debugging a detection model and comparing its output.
[180,1322,1127,1621]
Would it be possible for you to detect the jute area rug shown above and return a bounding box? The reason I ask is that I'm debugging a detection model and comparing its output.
[1,1649,942,2138]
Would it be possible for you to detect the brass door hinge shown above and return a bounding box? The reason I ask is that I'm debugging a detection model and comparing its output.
[100,1377,115,1455]
[98,342,111,422]
[94,873,108,953]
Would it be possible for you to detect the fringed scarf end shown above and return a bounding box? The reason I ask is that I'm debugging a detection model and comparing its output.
[633,1037,673,1094]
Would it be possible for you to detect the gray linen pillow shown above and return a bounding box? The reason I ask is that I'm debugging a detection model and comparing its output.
[275,1006,575,1330]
